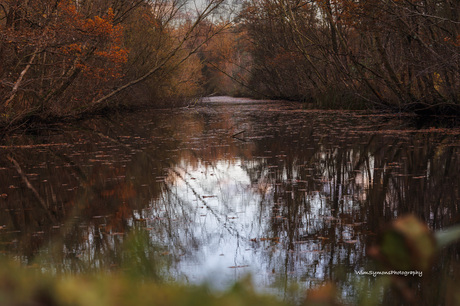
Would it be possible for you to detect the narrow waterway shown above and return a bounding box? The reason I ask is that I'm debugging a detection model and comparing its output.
[0,97,459,302]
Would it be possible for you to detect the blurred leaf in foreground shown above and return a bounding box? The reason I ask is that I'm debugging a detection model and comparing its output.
[0,259,290,306]
[370,215,436,271]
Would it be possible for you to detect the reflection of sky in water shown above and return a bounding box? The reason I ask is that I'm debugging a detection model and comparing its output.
[143,156,365,293]
[155,158,264,288]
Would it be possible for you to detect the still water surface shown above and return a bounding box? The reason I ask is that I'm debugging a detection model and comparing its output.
[1,97,459,300]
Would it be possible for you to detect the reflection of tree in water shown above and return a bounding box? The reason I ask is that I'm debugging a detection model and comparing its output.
[0,112,185,271]
[239,116,370,294]
[238,110,460,302]
[0,104,459,303]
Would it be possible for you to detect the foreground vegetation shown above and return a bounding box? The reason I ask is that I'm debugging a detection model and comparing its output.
[0,264,289,306]
[0,215,459,305]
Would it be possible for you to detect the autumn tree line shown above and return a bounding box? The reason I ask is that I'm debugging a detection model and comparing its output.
[1,0,459,131]
[230,0,459,113]
[0,0,232,130]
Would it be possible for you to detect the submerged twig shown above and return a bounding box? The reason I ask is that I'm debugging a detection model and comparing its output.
[231,130,245,138]
[7,155,54,221]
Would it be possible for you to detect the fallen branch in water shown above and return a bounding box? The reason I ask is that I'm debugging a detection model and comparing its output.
[7,155,54,221]
[231,130,245,138]
[0,143,71,149]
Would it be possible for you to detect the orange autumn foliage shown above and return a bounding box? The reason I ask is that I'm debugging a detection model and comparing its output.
[0,0,227,124]
[56,2,128,80]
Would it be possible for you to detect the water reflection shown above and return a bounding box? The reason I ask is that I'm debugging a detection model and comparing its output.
[0,100,459,302]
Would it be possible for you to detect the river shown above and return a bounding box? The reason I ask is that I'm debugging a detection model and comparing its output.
[0,97,459,303]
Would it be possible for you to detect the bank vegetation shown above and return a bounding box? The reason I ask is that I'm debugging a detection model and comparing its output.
[231,0,460,114]
[1,0,459,133]
[0,0,232,132]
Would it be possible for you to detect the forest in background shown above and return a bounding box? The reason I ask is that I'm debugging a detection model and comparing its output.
[221,0,460,113]
[1,0,459,132]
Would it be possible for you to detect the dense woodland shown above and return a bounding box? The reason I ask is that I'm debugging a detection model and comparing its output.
[235,0,460,113]
[0,0,459,131]
[0,0,232,130]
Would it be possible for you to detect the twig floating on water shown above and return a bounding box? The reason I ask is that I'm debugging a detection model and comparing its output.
[7,155,54,221]
[231,130,245,138]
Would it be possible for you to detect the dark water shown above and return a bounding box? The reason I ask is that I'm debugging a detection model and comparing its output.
[1,97,459,302]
